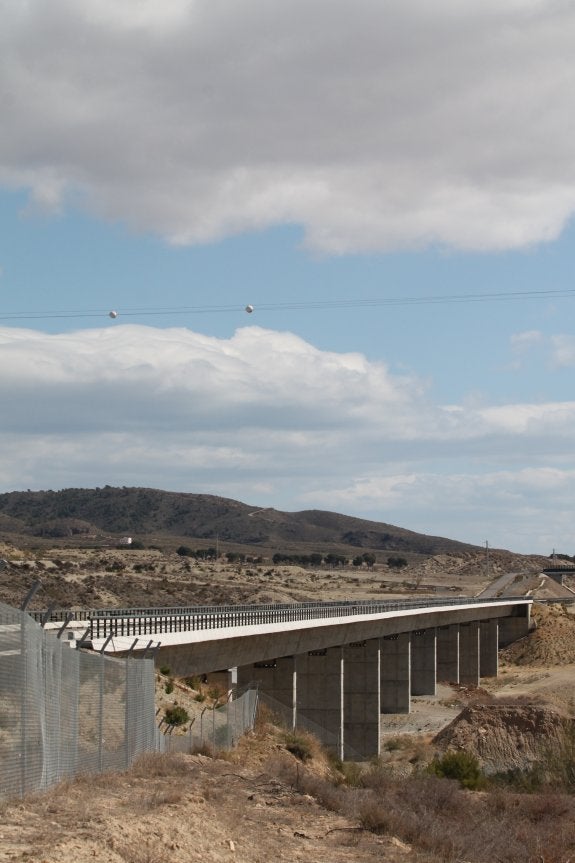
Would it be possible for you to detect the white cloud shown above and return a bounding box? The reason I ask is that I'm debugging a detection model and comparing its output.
[510,330,543,351]
[550,334,575,367]
[2,1,575,251]
[1,323,575,552]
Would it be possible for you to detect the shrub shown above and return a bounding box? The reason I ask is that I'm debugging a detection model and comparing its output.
[159,665,171,676]
[207,686,224,701]
[428,750,484,790]
[129,752,190,778]
[164,680,174,694]
[181,675,202,690]
[283,731,315,762]
[164,705,189,726]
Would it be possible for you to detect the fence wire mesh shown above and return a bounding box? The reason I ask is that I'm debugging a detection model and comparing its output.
[257,691,363,761]
[0,601,157,799]
[160,687,259,755]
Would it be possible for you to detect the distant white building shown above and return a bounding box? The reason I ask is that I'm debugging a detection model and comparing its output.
[118,536,133,546]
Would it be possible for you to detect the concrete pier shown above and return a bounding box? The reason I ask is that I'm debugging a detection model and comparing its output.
[237,656,296,727]
[381,633,411,713]
[480,620,499,678]
[459,621,480,686]
[411,628,437,696]
[437,624,459,683]
[296,647,344,759]
[343,639,380,760]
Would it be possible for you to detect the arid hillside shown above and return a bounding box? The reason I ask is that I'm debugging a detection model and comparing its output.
[0,485,495,559]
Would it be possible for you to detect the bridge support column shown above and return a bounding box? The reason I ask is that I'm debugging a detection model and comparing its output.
[437,625,459,683]
[499,610,530,647]
[237,657,296,728]
[296,648,344,760]
[381,633,411,713]
[411,628,437,696]
[343,639,380,760]
[459,621,480,686]
[480,620,499,678]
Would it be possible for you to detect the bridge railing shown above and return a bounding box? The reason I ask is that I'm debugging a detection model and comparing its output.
[30,596,530,641]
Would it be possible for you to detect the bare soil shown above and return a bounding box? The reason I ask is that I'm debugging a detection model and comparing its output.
[0,747,415,863]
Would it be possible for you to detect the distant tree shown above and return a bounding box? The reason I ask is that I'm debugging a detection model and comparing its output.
[352,555,364,567]
[325,553,347,568]
[362,552,376,568]
[309,552,323,567]
[387,556,408,570]
[196,547,218,560]
[176,545,193,557]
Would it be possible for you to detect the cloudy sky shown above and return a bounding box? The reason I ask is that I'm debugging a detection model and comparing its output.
[1,0,575,554]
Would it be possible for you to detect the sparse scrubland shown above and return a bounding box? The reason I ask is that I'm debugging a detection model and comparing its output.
[2,700,575,863]
[1,525,574,861]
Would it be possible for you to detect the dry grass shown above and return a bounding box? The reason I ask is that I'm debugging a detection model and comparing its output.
[268,751,575,863]
[128,751,192,778]
[111,837,172,863]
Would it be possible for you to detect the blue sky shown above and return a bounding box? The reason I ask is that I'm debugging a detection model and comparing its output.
[1,1,575,554]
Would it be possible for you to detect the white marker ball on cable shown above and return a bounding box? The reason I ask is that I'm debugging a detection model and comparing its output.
[109,310,118,319]
[245,304,254,314]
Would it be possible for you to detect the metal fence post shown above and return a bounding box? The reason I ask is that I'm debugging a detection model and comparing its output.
[19,611,27,797]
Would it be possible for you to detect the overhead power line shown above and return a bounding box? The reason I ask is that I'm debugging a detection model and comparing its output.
[0,287,574,322]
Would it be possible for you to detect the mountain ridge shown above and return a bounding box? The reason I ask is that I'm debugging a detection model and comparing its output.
[0,485,488,557]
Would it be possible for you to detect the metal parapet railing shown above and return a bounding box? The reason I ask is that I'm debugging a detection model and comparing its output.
[30,596,531,640]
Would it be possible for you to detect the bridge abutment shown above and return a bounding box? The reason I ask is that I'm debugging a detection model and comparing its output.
[499,609,530,647]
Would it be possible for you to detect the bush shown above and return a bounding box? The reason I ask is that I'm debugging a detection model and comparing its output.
[387,556,408,570]
[428,750,485,789]
[182,675,202,691]
[283,731,315,762]
[164,705,189,726]
[159,665,171,676]
[164,680,174,694]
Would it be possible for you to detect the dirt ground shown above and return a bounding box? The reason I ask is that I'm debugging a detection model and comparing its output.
[0,746,415,863]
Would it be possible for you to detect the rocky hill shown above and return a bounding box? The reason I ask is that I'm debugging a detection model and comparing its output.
[0,485,482,557]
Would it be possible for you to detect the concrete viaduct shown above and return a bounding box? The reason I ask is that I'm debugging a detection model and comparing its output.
[44,597,531,761]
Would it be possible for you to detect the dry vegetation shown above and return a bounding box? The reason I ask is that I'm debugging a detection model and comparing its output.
[3,707,575,863]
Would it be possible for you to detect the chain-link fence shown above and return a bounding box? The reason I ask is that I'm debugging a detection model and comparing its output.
[0,601,157,799]
[257,691,363,761]
[160,686,259,754]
